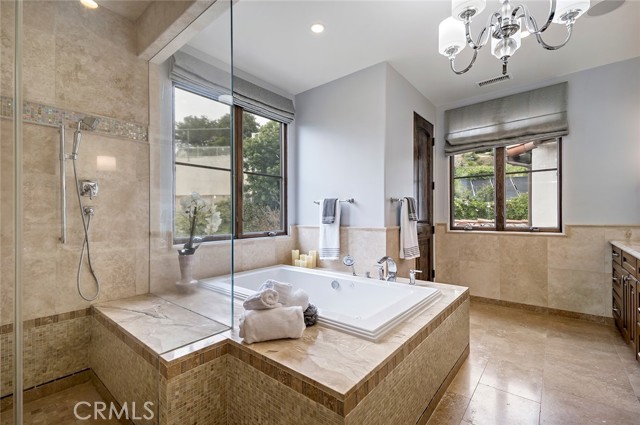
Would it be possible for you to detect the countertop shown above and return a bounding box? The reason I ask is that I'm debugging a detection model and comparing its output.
[611,240,640,259]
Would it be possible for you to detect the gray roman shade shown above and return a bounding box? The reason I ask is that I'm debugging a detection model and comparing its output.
[170,51,295,124]
[444,82,568,155]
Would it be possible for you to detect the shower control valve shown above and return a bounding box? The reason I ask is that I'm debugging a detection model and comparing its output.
[80,180,99,199]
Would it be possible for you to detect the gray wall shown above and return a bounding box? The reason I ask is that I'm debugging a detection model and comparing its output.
[434,56,640,226]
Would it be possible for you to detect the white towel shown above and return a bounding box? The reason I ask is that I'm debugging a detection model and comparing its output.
[400,197,420,260]
[239,306,305,344]
[319,198,341,260]
[287,289,309,311]
[242,288,281,310]
[259,279,293,306]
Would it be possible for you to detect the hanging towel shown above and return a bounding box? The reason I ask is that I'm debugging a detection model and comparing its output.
[400,197,420,260]
[322,198,338,224]
[259,279,293,306]
[242,288,281,310]
[319,198,341,260]
[239,306,305,344]
[406,197,418,221]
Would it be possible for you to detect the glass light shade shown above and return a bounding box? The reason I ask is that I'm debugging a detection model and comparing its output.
[439,17,466,56]
[553,0,590,22]
[452,0,486,20]
[491,29,522,60]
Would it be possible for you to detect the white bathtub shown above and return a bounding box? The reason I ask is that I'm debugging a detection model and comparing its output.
[198,265,441,341]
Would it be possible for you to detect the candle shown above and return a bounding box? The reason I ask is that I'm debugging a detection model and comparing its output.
[306,256,313,268]
[309,250,317,268]
[291,250,299,265]
[300,254,307,262]
[295,259,303,267]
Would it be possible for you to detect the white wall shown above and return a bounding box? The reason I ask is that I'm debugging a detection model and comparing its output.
[384,64,437,227]
[435,57,640,226]
[295,63,387,227]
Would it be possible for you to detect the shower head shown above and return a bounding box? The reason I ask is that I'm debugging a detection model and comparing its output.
[72,116,100,158]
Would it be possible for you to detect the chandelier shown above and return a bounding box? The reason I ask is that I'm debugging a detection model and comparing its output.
[438,0,591,75]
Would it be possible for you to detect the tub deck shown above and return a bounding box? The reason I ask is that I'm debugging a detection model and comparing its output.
[92,272,470,424]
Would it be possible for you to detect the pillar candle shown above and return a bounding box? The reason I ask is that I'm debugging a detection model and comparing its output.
[306,256,313,268]
[309,250,317,268]
[291,250,299,265]
[295,259,303,267]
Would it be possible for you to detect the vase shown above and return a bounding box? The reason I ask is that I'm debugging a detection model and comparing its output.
[177,254,197,288]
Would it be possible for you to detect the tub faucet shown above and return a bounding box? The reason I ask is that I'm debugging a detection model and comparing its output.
[376,256,397,282]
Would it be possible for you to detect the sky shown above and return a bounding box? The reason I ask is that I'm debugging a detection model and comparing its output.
[174,87,269,126]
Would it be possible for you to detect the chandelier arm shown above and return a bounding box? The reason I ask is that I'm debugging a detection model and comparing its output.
[464,13,499,50]
[449,49,479,75]
[511,0,556,35]
[534,23,574,50]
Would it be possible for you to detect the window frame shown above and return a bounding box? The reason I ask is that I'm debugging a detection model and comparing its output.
[172,84,288,244]
[449,139,562,233]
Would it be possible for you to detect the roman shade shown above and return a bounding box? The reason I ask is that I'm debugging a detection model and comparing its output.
[444,82,568,155]
[170,51,295,124]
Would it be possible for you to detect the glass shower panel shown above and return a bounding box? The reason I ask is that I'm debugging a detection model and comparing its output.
[1,0,17,423]
[148,0,235,338]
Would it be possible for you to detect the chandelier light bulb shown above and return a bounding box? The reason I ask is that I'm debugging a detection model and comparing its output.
[439,17,467,57]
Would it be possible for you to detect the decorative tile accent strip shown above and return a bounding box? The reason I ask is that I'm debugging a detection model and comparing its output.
[470,295,614,325]
[0,96,148,142]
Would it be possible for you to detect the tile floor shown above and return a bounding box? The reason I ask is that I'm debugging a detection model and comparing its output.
[0,382,123,425]
[428,301,640,425]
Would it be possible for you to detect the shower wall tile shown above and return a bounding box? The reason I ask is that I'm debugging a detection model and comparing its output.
[435,224,640,318]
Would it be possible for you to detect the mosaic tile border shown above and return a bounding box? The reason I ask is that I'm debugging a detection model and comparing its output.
[93,290,470,417]
[470,295,614,325]
[0,308,91,335]
[0,96,148,142]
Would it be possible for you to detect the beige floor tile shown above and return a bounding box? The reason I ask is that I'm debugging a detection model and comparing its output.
[462,384,541,425]
[426,392,470,425]
[479,358,543,402]
[446,356,487,399]
[540,388,640,425]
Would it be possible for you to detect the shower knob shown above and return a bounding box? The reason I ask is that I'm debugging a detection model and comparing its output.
[80,180,99,199]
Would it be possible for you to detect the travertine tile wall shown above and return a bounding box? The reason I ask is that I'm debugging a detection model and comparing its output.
[0,0,150,326]
[435,224,640,317]
[296,226,416,278]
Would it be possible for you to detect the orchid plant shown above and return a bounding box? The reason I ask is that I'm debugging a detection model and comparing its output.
[177,192,221,256]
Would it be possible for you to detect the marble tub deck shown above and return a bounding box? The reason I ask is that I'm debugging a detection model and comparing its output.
[94,275,470,416]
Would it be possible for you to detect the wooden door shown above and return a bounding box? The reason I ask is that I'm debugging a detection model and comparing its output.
[413,113,434,280]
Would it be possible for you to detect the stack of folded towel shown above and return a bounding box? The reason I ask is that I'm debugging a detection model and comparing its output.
[239,280,310,344]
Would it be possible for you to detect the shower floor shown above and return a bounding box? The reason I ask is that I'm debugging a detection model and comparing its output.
[0,382,123,425]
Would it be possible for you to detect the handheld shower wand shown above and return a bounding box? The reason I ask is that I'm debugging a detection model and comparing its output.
[71,116,101,301]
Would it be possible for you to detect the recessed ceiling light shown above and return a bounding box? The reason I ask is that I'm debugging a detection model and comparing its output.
[80,0,99,9]
[310,23,325,34]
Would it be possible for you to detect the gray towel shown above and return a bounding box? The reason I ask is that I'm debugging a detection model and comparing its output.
[303,304,318,327]
[405,197,418,221]
[322,198,338,224]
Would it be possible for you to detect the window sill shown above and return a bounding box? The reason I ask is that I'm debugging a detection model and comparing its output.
[445,228,566,237]
[171,233,292,249]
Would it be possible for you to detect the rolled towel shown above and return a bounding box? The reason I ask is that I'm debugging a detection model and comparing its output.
[242,288,281,310]
[287,289,309,311]
[303,304,318,327]
[259,279,293,306]
[239,306,305,344]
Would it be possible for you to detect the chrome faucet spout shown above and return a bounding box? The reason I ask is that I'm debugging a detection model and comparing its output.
[376,256,397,282]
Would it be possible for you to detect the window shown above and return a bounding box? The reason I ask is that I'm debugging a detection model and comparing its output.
[450,139,561,232]
[173,86,287,243]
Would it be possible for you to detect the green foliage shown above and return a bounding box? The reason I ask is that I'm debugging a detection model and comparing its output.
[175,113,259,148]
[453,184,495,221]
[175,192,221,239]
[506,193,529,220]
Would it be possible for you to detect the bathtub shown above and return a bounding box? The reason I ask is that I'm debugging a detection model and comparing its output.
[198,265,441,341]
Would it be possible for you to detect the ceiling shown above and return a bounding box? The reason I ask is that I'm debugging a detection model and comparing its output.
[187,0,640,106]
[98,0,152,21]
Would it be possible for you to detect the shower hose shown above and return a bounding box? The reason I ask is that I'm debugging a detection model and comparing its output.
[72,158,101,301]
